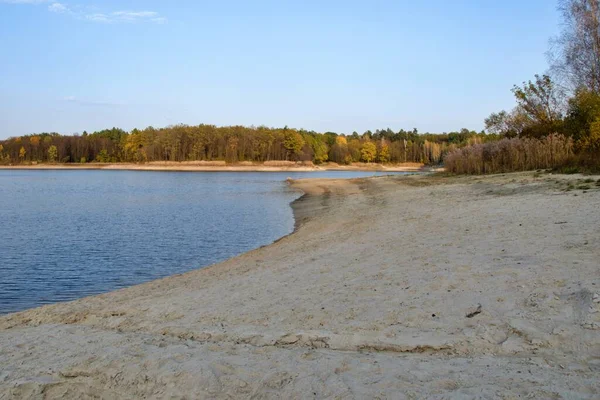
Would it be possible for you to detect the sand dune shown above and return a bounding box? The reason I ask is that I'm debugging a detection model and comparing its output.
[1,172,599,398]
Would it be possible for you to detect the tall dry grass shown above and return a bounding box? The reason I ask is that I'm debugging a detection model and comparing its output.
[444,134,574,174]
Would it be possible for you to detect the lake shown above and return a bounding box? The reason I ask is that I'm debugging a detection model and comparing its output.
[0,170,410,314]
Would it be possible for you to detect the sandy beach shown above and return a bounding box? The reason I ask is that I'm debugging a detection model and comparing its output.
[1,172,599,399]
[0,161,425,173]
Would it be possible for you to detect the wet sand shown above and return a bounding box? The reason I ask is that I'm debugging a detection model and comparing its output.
[1,172,599,398]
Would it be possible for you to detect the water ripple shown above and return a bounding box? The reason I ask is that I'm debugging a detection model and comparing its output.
[0,170,407,314]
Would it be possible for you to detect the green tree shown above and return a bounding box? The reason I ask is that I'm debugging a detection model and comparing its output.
[304,135,329,164]
[484,108,531,138]
[96,149,111,163]
[361,142,377,163]
[564,89,600,145]
[512,75,563,137]
[47,145,58,163]
[19,146,26,162]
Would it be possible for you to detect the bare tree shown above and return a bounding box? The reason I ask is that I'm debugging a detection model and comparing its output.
[550,0,600,93]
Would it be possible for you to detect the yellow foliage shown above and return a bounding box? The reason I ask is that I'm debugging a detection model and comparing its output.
[361,142,377,163]
[378,143,390,163]
[47,145,58,162]
[29,136,40,146]
[581,117,600,152]
[335,136,347,146]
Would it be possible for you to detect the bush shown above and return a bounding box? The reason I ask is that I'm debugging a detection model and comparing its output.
[557,165,580,174]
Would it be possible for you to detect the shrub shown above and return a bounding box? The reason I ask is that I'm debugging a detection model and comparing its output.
[559,165,581,174]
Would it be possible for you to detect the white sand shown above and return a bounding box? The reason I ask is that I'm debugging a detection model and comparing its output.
[1,172,599,399]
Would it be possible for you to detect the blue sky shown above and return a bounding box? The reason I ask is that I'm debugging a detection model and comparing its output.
[0,0,560,138]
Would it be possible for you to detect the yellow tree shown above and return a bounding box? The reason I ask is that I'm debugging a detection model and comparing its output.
[584,118,600,152]
[378,143,390,163]
[124,129,147,162]
[361,141,377,163]
[19,146,26,162]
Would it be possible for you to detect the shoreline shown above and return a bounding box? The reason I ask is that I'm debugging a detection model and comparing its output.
[1,172,599,398]
[0,162,427,173]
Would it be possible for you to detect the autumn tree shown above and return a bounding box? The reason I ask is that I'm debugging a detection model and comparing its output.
[330,136,349,163]
[19,146,26,162]
[283,130,305,160]
[584,119,600,151]
[47,145,58,163]
[564,88,600,151]
[378,142,390,163]
[512,75,563,137]
[361,142,377,163]
[0,124,484,166]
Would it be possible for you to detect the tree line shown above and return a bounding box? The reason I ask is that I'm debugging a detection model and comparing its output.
[0,125,494,166]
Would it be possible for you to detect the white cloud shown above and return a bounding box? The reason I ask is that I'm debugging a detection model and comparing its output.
[2,0,167,24]
[108,10,165,23]
[84,11,166,24]
[113,11,158,18]
[48,2,67,13]
[85,13,109,23]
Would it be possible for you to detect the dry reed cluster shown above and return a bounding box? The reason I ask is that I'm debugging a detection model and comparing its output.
[444,134,574,174]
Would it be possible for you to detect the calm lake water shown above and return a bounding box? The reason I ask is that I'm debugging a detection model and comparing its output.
[0,170,410,314]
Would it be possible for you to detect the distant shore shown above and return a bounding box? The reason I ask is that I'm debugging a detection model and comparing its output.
[2,172,598,398]
[0,161,427,173]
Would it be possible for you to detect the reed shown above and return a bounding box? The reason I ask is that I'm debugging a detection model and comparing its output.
[444,134,574,174]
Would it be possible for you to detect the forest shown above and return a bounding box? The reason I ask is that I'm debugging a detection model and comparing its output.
[0,125,492,166]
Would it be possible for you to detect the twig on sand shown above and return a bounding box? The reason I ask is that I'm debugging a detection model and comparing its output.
[466,304,483,318]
